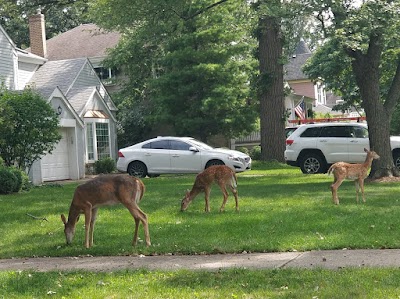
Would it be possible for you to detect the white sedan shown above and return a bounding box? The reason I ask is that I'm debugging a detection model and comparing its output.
[117,136,252,177]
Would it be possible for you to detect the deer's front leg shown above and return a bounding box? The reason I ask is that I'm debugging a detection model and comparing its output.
[89,208,98,247]
[84,207,92,248]
[204,188,211,212]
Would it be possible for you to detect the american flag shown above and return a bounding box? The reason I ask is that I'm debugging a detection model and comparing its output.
[294,98,306,120]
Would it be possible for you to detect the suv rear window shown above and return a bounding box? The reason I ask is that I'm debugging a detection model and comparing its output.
[319,126,351,137]
[300,127,322,137]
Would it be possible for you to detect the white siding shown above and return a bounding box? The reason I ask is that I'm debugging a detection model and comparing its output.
[0,29,17,89]
[17,61,38,90]
[73,63,101,89]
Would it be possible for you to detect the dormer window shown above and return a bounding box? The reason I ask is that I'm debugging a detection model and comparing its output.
[94,67,118,85]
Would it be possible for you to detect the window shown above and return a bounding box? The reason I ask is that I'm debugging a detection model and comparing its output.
[320,126,351,138]
[315,82,326,105]
[96,123,110,160]
[94,67,118,83]
[146,140,169,149]
[170,140,191,151]
[301,127,322,138]
[86,122,110,161]
[350,126,369,138]
[86,124,95,160]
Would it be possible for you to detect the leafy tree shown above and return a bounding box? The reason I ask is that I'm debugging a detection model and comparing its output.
[0,0,90,48]
[149,2,257,141]
[303,0,400,178]
[0,88,61,171]
[91,0,257,144]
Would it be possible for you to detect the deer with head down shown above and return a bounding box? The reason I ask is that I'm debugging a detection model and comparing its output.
[328,148,380,205]
[181,165,239,212]
[61,174,151,248]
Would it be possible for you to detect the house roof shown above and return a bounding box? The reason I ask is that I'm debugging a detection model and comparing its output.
[28,58,88,99]
[284,40,312,81]
[67,86,96,114]
[33,24,121,61]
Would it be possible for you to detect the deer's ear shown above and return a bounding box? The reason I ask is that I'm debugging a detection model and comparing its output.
[364,148,368,152]
[61,214,67,224]
[185,189,190,195]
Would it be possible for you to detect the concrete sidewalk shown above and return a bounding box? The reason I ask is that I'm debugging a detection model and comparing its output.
[2,249,400,272]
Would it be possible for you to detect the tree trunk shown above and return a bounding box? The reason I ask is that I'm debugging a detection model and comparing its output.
[350,36,398,178]
[258,14,286,162]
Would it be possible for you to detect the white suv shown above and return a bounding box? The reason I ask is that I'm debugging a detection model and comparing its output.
[285,122,400,174]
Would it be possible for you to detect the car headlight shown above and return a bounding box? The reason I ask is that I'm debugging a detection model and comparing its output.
[228,156,241,162]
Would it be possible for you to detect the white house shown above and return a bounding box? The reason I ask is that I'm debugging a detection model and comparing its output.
[0,13,118,185]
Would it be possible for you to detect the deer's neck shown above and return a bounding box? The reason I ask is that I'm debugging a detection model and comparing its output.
[189,187,202,200]
[67,204,81,225]
[363,156,374,168]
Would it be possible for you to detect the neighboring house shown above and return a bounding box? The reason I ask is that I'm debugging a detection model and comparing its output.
[28,23,122,94]
[0,12,118,185]
[231,40,343,149]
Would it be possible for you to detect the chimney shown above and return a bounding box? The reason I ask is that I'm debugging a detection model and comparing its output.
[28,10,47,58]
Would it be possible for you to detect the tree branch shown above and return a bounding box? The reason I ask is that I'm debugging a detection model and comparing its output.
[177,0,229,21]
[26,213,48,222]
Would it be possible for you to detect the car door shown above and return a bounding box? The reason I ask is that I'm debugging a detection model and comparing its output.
[169,140,202,173]
[317,126,351,163]
[347,125,369,162]
[142,140,171,173]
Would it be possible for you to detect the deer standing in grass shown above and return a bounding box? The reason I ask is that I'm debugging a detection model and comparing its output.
[328,148,380,205]
[181,165,239,212]
[61,174,151,248]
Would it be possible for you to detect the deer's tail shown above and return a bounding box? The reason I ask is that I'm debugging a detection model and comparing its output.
[231,173,238,189]
[327,164,335,175]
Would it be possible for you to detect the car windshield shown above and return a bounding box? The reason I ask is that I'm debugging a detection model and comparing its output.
[189,138,214,150]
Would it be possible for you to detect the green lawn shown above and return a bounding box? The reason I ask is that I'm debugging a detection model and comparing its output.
[2,161,400,298]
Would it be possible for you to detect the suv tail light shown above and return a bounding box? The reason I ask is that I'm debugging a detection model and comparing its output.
[118,151,125,158]
[286,139,294,145]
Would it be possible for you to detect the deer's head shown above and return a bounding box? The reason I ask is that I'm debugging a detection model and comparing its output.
[365,148,380,160]
[61,214,78,244]
[180,190,192,211]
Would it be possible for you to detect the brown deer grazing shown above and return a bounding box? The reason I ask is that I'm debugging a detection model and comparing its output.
[181,165,239,212]
[327,148,380,205]
[61,174,151,248]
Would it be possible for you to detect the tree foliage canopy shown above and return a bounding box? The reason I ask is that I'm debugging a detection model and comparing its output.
[303,0,400,177]
[90,0,258,144]
[0,88,61,171]
[0,0,90,48]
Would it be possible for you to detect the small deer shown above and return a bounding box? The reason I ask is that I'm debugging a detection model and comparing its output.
[327,148,380,205]
[61,174,151,248]
[181,165,239,212]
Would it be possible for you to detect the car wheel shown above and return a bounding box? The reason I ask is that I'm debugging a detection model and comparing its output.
[205,160,225,169]
[299,153,327,174]
[393,152,400,171]
[127,161,148,178]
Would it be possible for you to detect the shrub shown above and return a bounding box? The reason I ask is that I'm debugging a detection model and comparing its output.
[9,167,22,192]
[236,147,249,155]
[0,167,18,194]
[250,145,262,160]
[94,157,116,174]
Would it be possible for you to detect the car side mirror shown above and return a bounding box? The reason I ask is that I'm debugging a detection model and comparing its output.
[189,146,199,152]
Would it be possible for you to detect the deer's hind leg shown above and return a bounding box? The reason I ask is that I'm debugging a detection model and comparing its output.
[125,202,151,247]
[227,184,239,211]
[331,175,345,205]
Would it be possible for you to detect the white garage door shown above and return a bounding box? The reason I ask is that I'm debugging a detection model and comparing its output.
[42,129,70,181]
